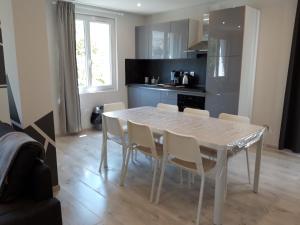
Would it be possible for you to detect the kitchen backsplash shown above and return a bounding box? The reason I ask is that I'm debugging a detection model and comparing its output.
[125,56,207,87]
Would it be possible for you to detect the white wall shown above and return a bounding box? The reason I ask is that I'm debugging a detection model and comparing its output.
[45,3,146,134]
[45,0,61,134]
[11,0,54,127]
[0,0,23,123]
[146,0,297,147]
[0,88,10,123]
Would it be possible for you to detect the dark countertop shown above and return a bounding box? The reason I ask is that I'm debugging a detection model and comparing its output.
[127,83,206,96]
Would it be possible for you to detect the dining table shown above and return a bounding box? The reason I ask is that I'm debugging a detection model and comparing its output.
[100,106,266,225]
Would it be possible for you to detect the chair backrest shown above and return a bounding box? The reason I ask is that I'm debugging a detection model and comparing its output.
[219,113,250,124]
[104,102,126,113]
[127,120,157,157]
[184,108,210,117]
[103,115,124,138]
[163,130,204,173]
[157,103,178,112]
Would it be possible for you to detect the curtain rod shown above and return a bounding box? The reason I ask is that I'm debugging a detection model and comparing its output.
[52,1,124,16]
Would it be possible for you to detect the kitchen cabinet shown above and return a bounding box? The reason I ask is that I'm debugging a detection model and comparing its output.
[160,90,177,105]
[169,20,189,59]
[142,88,161,106]
[128,86,176,108]
[128,86,143,108]
[205,6,260,118]
[135,26,149,59]
[135,19,201,59]
[149,22,171,59]
[128,86,161,108]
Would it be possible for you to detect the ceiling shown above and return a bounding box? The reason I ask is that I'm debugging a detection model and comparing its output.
[73,0,221,15]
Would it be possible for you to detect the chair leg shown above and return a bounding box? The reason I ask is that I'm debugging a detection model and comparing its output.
[120,147,132,186]
[155,159,166,204]
[188,172,192,189]
[131,149,135,163]
[121,145,127,175]
[179,168,183,185]
[245,149,251,184]
[196,175,205,225]
[224,162,228,200]
[99,143,106,173]
[150,159,158,202]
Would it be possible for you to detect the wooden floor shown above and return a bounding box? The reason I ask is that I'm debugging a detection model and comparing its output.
[55,130,300,225]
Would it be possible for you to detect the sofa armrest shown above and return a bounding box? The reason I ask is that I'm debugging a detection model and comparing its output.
[29,159,53,201]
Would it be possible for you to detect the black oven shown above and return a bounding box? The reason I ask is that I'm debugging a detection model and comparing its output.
[177,94,205,112]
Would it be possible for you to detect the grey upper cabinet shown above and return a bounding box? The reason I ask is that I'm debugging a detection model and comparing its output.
[149,22,171,59]
[169,20,189,59]
[135,26,149,59]
[135,19,199,59]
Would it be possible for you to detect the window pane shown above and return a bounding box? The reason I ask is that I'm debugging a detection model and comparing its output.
[90,22,112,87]
[75,20,88,88]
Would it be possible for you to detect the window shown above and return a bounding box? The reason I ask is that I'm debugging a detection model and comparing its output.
[75,15,116,93]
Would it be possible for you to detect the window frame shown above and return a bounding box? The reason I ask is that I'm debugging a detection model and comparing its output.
[75,14,117,94]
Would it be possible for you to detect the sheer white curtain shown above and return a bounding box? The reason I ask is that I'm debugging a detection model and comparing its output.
[57,1,82,134]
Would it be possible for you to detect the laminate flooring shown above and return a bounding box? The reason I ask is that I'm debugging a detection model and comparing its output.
[55,130,300,225]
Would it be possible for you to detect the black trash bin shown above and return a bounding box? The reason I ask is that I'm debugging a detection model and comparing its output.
[90,106,104,130]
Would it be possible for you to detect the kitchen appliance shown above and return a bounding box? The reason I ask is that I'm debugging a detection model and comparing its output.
[172,71,181,85]
[177,94,205,112]
[182,72,189,86]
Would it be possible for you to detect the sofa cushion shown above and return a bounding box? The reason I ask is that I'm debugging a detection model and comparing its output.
[0,144,44,203]
[0,198,62,225]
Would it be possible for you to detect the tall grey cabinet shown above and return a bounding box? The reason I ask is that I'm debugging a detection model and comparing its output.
[205,6,260,119]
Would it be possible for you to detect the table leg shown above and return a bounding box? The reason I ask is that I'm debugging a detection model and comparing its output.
[99,117,108,172]
[254,136,263,193]
[213,150,228,225]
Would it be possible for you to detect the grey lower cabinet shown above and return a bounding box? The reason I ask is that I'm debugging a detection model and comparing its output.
[127,86,140,108]
[160,90,177,105]
[128,86,177,108]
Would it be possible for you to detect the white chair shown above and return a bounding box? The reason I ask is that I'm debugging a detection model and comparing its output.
[103,101,127,131]
[157,103,178,112]
[219,113,251,184]
[184,107,210,117]
[155,130,216,225]
[99,115,127,174]
[104,102,126,112]
[120,120,163,202]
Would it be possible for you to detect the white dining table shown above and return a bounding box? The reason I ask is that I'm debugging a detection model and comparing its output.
[100,106,266,225]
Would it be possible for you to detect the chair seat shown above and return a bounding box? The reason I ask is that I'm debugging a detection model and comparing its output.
[170,157,216,172]
[135,143,163,158]
[200,146,237,160]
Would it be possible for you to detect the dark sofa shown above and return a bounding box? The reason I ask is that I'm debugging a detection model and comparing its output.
[0,123,62,225]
